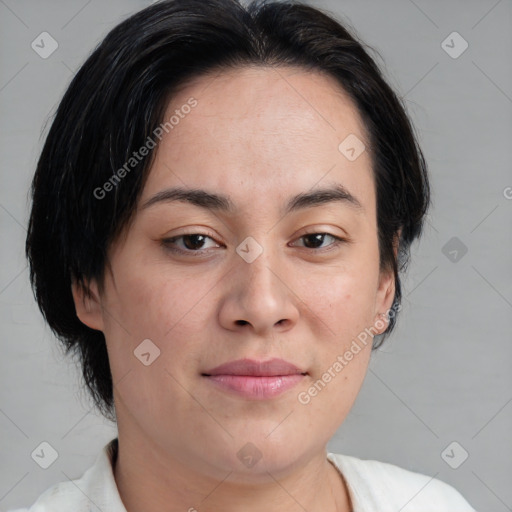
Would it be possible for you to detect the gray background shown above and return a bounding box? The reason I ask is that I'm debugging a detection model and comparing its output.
[1,0,511,510]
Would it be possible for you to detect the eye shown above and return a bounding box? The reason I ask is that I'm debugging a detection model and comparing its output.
[291,232,346,252]
[161,231,346,256]
[162,233,221,255]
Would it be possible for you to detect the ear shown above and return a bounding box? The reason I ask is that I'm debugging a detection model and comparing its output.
[373,231,400,333]
[71,278,105,331]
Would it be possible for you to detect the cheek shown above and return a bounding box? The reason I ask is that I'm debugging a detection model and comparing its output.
[290,259,378,423]
[105,262,212,337]
[102,269,212,417]
[102,264,220,392]
[296,276,374,432]
[300,262,380,343]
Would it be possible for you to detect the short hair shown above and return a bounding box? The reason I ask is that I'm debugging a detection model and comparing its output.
[25,0,430,420]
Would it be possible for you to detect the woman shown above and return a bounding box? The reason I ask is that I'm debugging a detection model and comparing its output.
[17,0,476,510]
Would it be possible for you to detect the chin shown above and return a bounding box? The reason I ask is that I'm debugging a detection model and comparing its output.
[212,426,322,478]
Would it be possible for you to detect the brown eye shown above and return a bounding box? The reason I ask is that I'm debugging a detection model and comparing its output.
[162,233,221,255]
[180,234,209,250]
[292,232,345,251]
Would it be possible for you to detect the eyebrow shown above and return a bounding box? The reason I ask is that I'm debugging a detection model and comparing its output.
[140,183,364,215]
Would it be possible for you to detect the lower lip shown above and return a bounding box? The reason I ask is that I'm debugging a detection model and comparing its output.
[205,374,305,399]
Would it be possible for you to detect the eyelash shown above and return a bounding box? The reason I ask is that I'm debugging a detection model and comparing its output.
[161,231,347,256]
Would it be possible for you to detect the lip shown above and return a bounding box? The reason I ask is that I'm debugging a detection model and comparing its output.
[202,358,307,399]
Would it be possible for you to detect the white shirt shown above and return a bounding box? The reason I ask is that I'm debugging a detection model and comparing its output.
[10,438,476,511]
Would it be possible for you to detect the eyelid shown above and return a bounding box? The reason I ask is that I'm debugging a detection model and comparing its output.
[295,226,349,239]
[161,228,349,256]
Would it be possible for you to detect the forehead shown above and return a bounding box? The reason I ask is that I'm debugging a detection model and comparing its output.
[140,65,375,217]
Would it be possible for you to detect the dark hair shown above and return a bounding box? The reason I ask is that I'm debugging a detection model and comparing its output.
[25,0,430,420]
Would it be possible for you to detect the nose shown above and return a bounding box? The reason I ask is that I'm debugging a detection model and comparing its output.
[217,241,300,336]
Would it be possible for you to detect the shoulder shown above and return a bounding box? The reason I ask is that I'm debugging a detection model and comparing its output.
[327,452,476,512]
[6,480,90,512]
[6,439,125,512]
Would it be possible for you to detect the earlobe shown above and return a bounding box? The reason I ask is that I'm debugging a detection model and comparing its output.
[71,278,105,331]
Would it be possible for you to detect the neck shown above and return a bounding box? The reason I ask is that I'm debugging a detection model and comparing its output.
[112,431,352,512]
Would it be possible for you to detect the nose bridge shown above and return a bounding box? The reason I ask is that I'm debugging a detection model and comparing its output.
[235,235,282,303]
[219,233,299,334]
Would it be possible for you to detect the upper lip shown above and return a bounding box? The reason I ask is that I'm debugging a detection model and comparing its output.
[203,358,306,377]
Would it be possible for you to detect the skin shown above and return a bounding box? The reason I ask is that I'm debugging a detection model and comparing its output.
[72,65,396,512]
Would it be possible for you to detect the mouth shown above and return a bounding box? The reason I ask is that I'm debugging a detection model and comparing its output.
[202,358,308,400]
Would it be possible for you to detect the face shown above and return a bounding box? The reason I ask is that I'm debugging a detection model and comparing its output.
[74,66,395,480]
